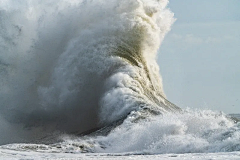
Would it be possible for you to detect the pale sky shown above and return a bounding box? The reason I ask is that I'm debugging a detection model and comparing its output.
[158,0,240,113]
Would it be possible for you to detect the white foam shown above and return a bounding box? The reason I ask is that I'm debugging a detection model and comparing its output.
[0,0,174,144]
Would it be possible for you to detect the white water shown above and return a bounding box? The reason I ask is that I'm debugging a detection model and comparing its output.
[0,0,240,157]
[1,110,240,155]
[0,0,175,144]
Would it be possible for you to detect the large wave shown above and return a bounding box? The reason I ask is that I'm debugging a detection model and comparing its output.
[0,0,181,144]
[1,0,240,155]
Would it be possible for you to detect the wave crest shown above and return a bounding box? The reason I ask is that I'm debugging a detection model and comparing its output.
[0,0,176,144]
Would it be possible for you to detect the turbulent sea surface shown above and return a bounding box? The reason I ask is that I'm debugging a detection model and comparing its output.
[0,0,240,159]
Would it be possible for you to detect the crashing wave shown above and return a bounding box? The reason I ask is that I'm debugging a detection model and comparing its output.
[0,0,180,144]
[1,0,240,155]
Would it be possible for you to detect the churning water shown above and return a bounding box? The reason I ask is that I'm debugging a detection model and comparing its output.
[0,0,240,156]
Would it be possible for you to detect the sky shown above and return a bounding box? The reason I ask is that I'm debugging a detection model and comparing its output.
[158,0,240,113]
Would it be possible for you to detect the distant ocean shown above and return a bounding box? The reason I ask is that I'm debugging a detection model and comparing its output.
[0,0,240,159]
[231,114,240,119]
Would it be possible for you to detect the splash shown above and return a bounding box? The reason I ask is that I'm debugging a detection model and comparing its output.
[2,110,240,154]
[0,0,178,144]
[1,0,240,155]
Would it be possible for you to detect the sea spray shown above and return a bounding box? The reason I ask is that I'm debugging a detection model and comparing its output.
[2,109,240,154]
[1,0,240,155]
[0,0,177,144]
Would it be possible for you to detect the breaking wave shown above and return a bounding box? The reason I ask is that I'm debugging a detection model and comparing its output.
[0,0,178,144]
[1,0,240,155]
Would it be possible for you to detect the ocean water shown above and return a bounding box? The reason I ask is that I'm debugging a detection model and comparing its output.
[0,0,240,159]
